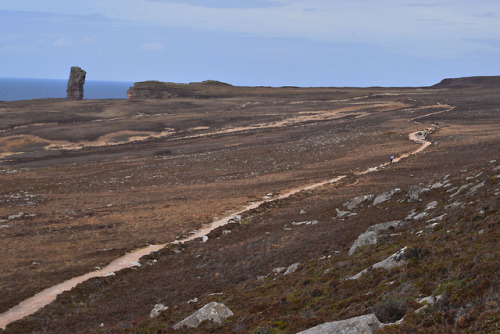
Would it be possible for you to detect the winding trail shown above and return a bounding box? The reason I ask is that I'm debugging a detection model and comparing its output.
[0,124,436,330]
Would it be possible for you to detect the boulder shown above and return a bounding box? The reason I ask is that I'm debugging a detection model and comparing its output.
[349,231,378,256]
[297,313,383,334]
[284,262,300,275]
[150,304,168,318]
[408,185,428,202]
[348,247,407,280]
[344,194,374,211]
[373,188,401,205]
[173,302,233,329]
[349,221,407,256]
[66,66,86,99]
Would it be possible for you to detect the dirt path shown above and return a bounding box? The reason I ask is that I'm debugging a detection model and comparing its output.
[0,126,434,330]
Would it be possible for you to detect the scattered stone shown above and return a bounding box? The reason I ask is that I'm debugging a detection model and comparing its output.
[66,66,86,99]
[150,304,168,318]
[344,194,374,211]
[284,263,300,275]
[297,313,384,334]
[450,183,473,197]
[173,302,233,329]
[272,267,286,274]
[427,214,447,223]
[348,247,407,280]
[425,201,438,211]
[299,209,306,215]
[291,220,318,226]
[373,188,401,205]
[104,272,116,277]
[232,214,242,222]
[0,225,10,229]
[336,208,351,218]
[478,229,485,235]
[130,261,141,268]
[202,236,208,243]
[445,201,463,209]
[431,182,444,189]
[467,181,485,195]
[413,212,429,220]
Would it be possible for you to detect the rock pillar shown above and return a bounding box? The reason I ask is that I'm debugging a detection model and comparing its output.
[66,66,86,99]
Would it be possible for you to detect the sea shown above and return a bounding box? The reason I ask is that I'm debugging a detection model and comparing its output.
[0,77,134,101]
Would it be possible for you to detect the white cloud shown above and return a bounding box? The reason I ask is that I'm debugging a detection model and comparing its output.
[53,37,74,47]
[140,42,166,51]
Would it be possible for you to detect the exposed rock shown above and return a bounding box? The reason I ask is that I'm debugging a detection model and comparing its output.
[425,201,438,211]
[408,185,428,202]
[349,231,378,256]
[348,247,407,280]
[413,212,429,220]
[66,66,86,100]
[291,221,318,226]
[336,208,351,218]
[367,220,407,233]
[173,302,233,329]
[150,304,168,318]
[284,262,300,275]
[467,181,485,195]
[373,188,401,205]
[349,221,408,256]
[344,194,374,211]
[431,182,444,189]
[297,313,383,334]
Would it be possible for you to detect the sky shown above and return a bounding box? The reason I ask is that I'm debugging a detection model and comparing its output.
[1,0,499,87]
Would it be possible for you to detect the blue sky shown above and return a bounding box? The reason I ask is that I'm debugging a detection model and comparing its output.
[1,0,499,86]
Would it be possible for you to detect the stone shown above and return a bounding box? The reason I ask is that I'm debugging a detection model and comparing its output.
[367,220,407,233]
[413,212,429,220]
[284,262,300,275]
[344,194,374,211]
[348,247,407,280]
[349,231,378,256]
[150,304,168,318]
[349,221,407,256]
[373,188,401,205]
[467,181,485,195]
[408,185,428,202]
[173,302,233,329]
[202,235,208,243]
[297,313,383,334]
[66,66,86,99]
[336,208,351,218]
[425,201,438,211]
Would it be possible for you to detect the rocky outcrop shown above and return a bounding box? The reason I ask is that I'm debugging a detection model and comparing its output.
[349,221,407,255]
[373,188,401,205]
[297,314,384,334]
[348,247,407,280]
[66,66,86,100]
[127,80,233,99]
[173,302,233,329]
[344,194,374,211]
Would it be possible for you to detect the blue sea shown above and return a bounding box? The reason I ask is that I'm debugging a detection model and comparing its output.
[0,77,134,101]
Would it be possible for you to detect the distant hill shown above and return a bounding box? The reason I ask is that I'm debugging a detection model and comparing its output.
[432,75,500,89]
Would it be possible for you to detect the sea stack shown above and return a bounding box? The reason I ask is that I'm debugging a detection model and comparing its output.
[66,66,86,100]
